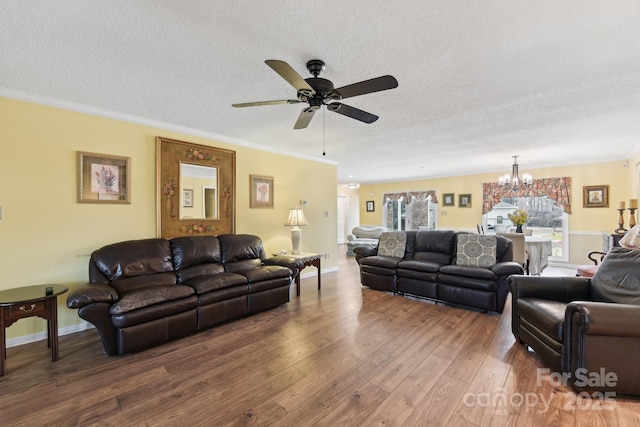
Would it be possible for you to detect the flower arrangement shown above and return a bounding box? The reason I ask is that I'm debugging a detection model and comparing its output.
[95,166,118,193]
[507,209,529,226]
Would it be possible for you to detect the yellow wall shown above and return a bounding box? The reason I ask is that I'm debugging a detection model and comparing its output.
[0,96,337,340]
[359,160,636,264]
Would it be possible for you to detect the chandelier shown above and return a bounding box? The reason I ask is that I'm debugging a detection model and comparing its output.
[498,156,532,191]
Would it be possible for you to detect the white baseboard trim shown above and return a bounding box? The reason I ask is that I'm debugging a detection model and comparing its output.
[300,266,338,280]
[6,321,94,349]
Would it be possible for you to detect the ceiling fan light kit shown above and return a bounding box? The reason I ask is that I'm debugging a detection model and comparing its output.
[232,59,398,129]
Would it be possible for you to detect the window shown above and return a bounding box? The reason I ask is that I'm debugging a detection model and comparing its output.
[383,194,437,231]
[485,196,568,261]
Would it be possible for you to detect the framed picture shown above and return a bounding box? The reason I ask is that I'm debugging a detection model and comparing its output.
[583,185,609,208]
[366,200,375,212]
[77,151,130,204]
[250,175,274,208]
[459,194,472,208]
[183,189,194,207]
[442,193,455,207]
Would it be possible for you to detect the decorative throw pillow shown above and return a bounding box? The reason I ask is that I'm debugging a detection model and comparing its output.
[377,232,407,258]
[456,234,497,268]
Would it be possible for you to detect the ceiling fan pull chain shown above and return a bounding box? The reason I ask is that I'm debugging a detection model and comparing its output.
[322,107,326,156]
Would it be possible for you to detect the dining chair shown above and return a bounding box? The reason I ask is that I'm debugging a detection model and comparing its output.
[476,224,484,234]
[498,232,529,274]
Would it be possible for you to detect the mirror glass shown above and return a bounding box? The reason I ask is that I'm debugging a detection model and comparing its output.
[179,163,218,220]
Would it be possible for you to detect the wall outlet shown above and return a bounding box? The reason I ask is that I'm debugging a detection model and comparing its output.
[441,210,447,215]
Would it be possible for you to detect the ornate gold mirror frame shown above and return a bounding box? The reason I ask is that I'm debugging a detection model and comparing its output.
[157,137,235,238]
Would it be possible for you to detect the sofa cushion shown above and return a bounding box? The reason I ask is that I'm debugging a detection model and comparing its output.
[110,284,195,315]
[591,247,640,304]
[413,230,456,264]
[182,272,248,294]
[455,234,497,268]
[90,238,177,293]
[236,265,292,283]
[377,232,407,257]
[170,236,222,270]
[397,259,440,273]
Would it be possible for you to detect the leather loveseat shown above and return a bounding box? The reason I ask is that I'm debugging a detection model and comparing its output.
[354,230,523,313]
[509,247,640,395]
[67,234,299,356]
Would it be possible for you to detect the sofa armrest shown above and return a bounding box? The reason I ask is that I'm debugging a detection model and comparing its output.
[67,283,119,309]
[353,245,377,258]
[565,301,640,395]
[566,301,640,336]
[354,245,379,264]
[263,256,304,270]
[491,261,525,276]
[347,234,356,241]
[263,256,303,279]
[508,276,591,303]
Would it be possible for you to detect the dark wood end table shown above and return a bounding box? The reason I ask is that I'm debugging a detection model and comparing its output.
[287,253,322,296]
[0,284,68,376]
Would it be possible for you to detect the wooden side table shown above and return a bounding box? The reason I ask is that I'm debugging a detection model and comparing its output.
[283,253,321,296]
[0,284,68,376]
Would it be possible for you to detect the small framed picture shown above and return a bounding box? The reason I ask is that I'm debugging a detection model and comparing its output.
[77,151,130,204]
[250,175,274,208]
[366,200,375,212]
[583,185,608,208]
[442,193,455,207]
[459,194,472,208]
[183,189,194,207]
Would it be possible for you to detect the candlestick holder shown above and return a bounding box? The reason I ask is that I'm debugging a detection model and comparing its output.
[629,208,637,229]
[616,208,627,234]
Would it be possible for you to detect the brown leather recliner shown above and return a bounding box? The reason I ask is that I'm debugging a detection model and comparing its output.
[509,247,640,395]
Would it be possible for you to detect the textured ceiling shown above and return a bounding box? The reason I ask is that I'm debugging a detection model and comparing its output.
[2,1,640,184]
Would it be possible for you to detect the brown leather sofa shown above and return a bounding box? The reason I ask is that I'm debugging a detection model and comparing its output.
[509,247,640,395]
[354,230,523,313]
[67,234,300,356]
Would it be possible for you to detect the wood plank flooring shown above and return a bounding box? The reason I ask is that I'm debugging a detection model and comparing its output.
[1,248,639,426]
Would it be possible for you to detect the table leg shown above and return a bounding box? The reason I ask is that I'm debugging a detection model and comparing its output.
[315,258,321,290]
[50,296,59,361]
[1,307,6,376]
[295,274,301,296]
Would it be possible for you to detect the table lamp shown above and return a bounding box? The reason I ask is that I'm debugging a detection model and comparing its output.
[284,208,309,254]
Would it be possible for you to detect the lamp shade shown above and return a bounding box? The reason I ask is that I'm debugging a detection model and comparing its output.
[284,208,309,227]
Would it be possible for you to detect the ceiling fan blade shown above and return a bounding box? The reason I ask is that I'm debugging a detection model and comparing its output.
[334,75,398,99]
[232,99,300,108]
[265,60,316,96]
[327,103,378,124]
[294,107,317,129]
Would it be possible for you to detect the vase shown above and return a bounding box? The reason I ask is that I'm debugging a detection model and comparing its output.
[516,225,523,233]
[166,196,174,217]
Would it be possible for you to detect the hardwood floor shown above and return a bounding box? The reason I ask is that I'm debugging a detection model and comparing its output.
[2,248,639,426]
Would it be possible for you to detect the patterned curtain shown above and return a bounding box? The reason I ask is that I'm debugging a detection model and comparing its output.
[481,177,571,214]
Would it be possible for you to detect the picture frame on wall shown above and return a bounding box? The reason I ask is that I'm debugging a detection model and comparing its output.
[459,194,472,208]
[366,200,375,212]
[250,175,274,208]
[443,193,455,207]
[77,151,130,204]
[583,185,609,208]
[183,189,194,208]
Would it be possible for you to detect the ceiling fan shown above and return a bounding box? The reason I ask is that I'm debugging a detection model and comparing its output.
[232,59,398,129]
